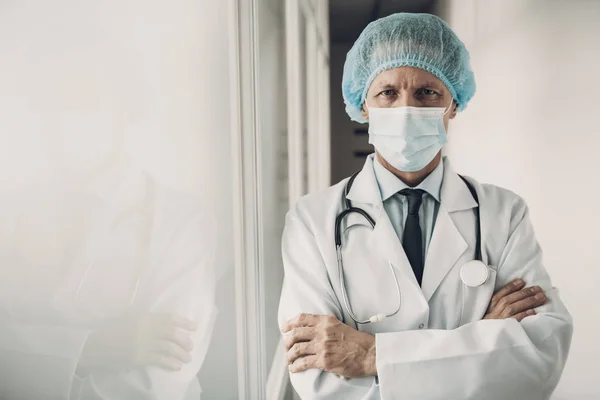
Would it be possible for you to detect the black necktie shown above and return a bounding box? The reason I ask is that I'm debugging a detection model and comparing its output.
[399,189,425,286]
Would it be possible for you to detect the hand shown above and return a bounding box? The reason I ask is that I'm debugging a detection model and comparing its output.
[77,313,197,375]
[281,314,376,378]
[484,279,547,321]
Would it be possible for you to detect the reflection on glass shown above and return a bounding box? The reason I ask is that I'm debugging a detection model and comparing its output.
[0,1,230,399]
[0,120,218,399]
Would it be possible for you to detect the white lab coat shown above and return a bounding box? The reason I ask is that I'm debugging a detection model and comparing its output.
[0,164,218,400]
[278,155,573,400]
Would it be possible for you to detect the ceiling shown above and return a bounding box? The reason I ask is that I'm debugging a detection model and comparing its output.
[329,0,437,43]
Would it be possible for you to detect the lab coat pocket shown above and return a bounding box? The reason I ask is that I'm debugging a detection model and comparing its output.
[459,267,497,325]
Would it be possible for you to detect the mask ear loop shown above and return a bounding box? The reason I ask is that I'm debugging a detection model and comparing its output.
[443,99,455,116]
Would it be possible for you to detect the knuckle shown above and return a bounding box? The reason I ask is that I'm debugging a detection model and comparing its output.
[528,296,539,305]
[538,293,547,301]
[287,349,296,362]
[316,339,325,350]
[289,328,297,341]
[504,306,514,315]
[316,354,325,368]
[322,316,337,329]
[290,343,298,355]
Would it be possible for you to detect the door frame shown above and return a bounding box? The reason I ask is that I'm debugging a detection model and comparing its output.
[229,0,268,398]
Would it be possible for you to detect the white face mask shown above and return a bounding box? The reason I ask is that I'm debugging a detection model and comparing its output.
[366,102,452,172]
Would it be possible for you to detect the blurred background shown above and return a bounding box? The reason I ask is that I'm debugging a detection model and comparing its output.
[0,0,598,399]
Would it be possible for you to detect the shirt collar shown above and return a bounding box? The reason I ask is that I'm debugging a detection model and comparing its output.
[372,155,444,202]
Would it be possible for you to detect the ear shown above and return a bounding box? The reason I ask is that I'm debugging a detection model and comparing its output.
[361,103,369,121]
[449,103,458,119]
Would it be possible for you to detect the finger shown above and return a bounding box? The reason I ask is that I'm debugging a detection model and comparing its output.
[144,353,184,371]
[500,286,542,307]
[512,309,536,322]
[150,313,197,332]
[488,279,525,311]
[281,313,320,333]
[500,292,547,318]
[168,314,198,331]
[284,327,317,351]
[289,355,319,374]
[287,342,316,365]
[154,340,193,364]
[160,328,195,352]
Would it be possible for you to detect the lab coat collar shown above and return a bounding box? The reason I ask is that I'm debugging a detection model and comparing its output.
[346,154,477,214]
[439,156,478,213]
[345,155,383,208]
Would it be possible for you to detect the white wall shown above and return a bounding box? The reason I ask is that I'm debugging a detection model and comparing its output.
[0,1,238,398]
[438,1,600,398]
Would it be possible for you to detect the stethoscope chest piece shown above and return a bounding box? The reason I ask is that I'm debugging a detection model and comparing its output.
[460,260,489,288]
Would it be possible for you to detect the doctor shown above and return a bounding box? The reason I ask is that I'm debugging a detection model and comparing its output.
[278,13,573,400]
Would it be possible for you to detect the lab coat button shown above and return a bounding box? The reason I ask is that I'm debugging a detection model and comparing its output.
[418,323,425,329]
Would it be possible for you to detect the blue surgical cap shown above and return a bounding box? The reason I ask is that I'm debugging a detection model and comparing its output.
[342,13,476,123]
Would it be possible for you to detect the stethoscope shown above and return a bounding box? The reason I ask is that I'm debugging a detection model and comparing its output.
[334,171,489,324]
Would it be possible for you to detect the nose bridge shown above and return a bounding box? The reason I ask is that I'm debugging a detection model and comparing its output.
[397,90,419,107]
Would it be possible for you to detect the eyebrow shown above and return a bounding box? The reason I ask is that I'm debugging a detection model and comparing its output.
[375,80,444,90]
[376,82,397,90]
[417,81,445,90]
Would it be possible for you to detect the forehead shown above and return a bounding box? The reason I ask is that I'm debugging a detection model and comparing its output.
[369,67,448,91]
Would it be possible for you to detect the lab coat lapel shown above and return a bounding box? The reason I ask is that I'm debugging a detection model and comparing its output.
[421,157,478,302]
[346,156,423,294]
[370,208,422,291]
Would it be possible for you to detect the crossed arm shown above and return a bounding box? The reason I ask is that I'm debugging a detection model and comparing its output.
[282,278,547,377]
[278,205,573,399]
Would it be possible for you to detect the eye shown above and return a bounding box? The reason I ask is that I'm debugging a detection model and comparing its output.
[381,89,395,97]
[422,88,438,96]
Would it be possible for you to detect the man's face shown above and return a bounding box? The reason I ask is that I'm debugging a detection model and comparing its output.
[361,66,458,131]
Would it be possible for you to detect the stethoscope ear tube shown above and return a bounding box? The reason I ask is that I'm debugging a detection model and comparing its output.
[334,207,376,246]
[335,171,374,247]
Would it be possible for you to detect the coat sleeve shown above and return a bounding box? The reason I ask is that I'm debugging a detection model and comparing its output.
[77,211,218,400]
[375,197,573,400]
[278,209,381,400]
